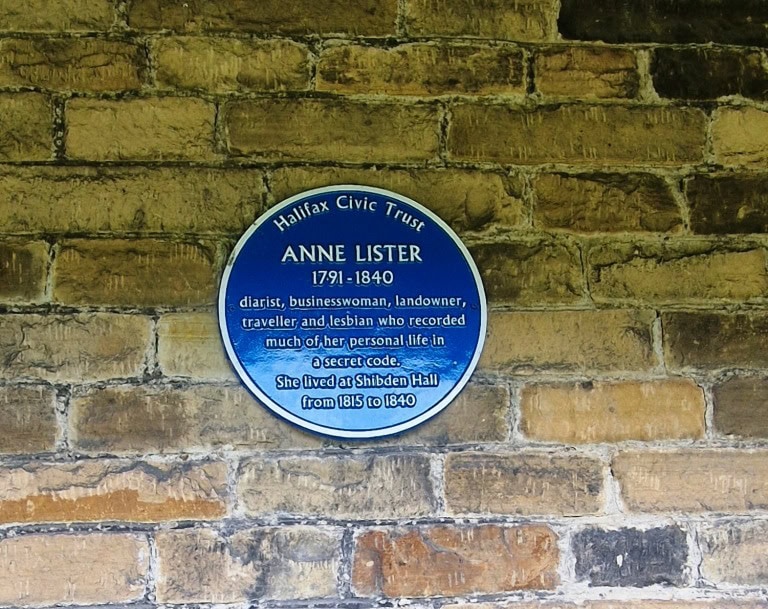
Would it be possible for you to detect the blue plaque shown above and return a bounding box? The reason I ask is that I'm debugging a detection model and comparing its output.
[218,185,487,439]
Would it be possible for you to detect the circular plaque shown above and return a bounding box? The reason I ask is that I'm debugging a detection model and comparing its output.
[218,185,487,439]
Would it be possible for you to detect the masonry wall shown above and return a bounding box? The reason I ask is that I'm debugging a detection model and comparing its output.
[0,1,767,608]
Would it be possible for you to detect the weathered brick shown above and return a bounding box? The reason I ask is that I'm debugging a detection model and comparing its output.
[448,105,707,165]
[158,312,233,379]
[0,93,51,160]
[270,167,525,233]
[0,533,148,605]
[700,521,768,586]
[153,37,309,92]
[0,385,57,454]
[238,455,435,518]
[353,525,558,596]
[687,173,768,235]
[572,526,687,587]
[317,43,525,96]
[588,242,768,304]
[613,450,768,512]
[66,97,216,161]
[469,239,584,305]
[559,0,768,45]
[534,173,682,233]
[535,46,639,99]
[353,383,511,446]
[663,312,768,370]
[0,0,114,32]
[129,0,397,35]
[652,48,768,101]
[53,239,219,307]
[70,384,322,453]
[521,380,705,443]
[713,107,768,167]
[0,460,227,524]
[0,166,264,234]
[156,527,340,603]
[225,99,439,163]
[0,239,48,303]
[480,310,655,374]
[407,0,557,41]
[0,39,143,92]
[444,452,603,515]
[714,377,768,438]
[0,313,151,382]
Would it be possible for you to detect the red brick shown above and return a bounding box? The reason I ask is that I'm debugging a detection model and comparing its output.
[353,524,558,597]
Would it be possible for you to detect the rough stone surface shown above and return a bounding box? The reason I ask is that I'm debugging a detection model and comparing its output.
[0,239,48,303]
[613,450,768,512]
[53,238,219,307]
[444,452,603,516]
[535,46,639,98]
[70,384,322,453]
[0,385,57,454]
[157,312,234,379]
[572,527,687,587]
[0,93,51,161]
[0,0,115,31]
[663,312,768,370]
[0,313,151,382]
[128,0,398,35]
[521,380,705,443]
[652,47,768,100]
[0,38,143,91]
[238,455,435,518]
[534,172,682,233]
[713,107,768,167]
[480,310,655,373]
[156,527,340,603]
[407,0,557,41]
[225,99,439,163]
[469,239,584,305]
[448,105,707,165]
[317,43,525,95]
[558,0,768,45]
[270,166,525,233]
[0,460,227,523]
[353,525,559,596]
[0,533,148,605]
[699,520,768,586]
[66,97,217,161]
[714,377,768,438]
[153,37,310,92]
[588,243,768,303]
[0,166,264,234]
[687,173,768,234]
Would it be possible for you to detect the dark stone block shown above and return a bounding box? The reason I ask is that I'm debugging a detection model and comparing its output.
[559,0,768,44]
[663,312,768,370]
[652,47,768,100]
[573,526,687,587]
[714,377,768,438]
[687,174,768,234]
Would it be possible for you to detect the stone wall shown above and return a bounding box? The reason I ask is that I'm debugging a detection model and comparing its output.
[0,0,767,607]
